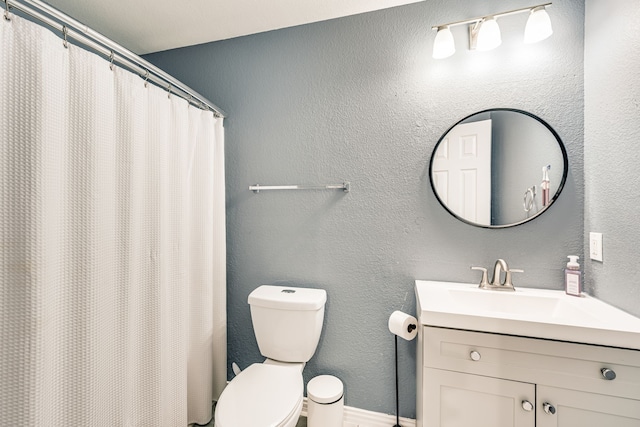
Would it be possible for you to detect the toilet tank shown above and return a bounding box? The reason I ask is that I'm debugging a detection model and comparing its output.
[248,285,327,363]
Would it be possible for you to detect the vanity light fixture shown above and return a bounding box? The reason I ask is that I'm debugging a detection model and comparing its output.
[474,17,502,51]
[432,25,456,59]
[431,2,552,59]
[524,6,553,43]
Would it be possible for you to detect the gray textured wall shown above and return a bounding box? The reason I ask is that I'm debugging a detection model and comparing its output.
[584,0,640,316]
[146,0,585,418]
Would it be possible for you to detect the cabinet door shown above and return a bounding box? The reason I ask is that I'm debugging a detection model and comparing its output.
[537,385,640,427]
[423,368,535,427]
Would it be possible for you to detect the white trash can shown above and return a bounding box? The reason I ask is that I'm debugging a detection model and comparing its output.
[307,375,344,427]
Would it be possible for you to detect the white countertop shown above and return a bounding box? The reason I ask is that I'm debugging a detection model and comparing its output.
[415,280,640,350]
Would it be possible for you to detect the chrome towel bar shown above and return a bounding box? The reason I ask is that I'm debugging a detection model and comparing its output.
[249,182,350,194]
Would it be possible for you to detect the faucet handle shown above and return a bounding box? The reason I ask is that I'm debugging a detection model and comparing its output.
[471,266,489,288]
[505,268,524,288]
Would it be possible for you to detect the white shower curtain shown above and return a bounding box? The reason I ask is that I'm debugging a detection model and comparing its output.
[0,14,226,427]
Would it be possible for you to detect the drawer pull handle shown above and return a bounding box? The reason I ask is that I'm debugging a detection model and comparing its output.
[470,350,481,361]
[601,368,617,380]
[521,400,533,412]
[543,402,556,415]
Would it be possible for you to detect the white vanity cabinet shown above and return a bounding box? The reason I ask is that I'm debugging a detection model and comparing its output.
[416,326,640,427]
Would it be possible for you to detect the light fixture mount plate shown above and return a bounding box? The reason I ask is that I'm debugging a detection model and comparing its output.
[469,21,481,50]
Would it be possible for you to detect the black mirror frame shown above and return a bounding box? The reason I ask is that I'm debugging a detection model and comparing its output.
[429,108,569,229]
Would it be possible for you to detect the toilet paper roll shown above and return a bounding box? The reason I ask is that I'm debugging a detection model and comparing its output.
[388,310,418,341]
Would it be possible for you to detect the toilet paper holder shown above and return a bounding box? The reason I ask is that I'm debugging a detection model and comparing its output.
[388,311,417,427]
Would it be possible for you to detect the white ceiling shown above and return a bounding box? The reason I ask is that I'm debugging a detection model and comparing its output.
[42,0,424,55]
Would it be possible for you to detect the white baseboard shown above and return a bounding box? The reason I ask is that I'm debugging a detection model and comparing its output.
[302,398,416,427]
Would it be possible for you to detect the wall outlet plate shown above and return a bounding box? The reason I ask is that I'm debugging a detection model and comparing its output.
[590,232,603,262]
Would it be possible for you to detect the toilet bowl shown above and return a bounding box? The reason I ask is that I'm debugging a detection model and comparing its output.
[214,362,304,427]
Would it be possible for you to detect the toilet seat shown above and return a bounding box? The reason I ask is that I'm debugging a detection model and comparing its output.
[215,363,303,427]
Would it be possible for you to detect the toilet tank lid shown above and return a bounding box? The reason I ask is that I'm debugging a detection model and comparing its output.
[249,285,327,311]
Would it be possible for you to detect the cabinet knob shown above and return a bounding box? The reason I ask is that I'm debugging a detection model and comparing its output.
[601,368,617,380]
[469,350,481,361]
[521,400,533,412]
[543,402,556,415]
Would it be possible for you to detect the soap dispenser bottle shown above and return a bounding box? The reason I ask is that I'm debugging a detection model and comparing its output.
[565,255,582,296]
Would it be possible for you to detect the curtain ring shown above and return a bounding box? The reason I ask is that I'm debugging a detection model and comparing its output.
[62,26,68,48]
[143,70,149,88]
[4,0,11,21]
[167,85,171,99]
[109,51,115,71]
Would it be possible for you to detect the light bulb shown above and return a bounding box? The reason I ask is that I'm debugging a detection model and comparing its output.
[476,17,502,51]
[524,6,553,43]
[432,26,455,59]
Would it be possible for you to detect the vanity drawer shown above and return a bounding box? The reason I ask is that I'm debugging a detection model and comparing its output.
[423,326,640,400]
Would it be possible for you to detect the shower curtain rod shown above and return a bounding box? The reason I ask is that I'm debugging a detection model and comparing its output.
[2,0,226,118]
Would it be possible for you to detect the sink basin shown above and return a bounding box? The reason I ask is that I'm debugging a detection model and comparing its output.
[415,280,640,350]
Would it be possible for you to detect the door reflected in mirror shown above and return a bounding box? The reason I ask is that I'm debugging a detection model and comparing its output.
[430,109,568,228]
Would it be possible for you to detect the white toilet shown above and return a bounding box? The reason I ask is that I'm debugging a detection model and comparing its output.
[214,285,327,427]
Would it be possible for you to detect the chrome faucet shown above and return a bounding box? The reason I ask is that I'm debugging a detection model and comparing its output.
[491,259,509,287]
[471,259,523,291]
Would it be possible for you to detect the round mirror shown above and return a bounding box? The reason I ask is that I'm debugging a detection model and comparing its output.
[430,109,568,228]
